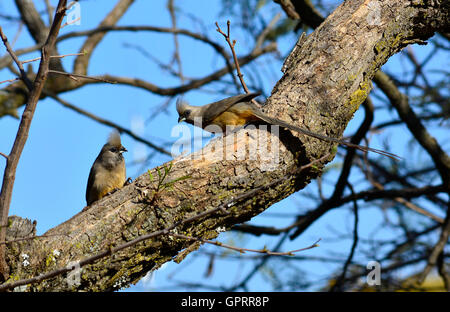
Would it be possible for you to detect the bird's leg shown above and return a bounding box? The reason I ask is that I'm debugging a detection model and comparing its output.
[106,188,120,197]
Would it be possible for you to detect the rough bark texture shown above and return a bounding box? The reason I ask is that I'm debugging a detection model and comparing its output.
[3,0,448,291]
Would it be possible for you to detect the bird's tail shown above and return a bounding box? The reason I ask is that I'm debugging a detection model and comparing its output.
[252,109,401,160]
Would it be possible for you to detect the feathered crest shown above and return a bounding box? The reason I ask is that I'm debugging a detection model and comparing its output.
[107,129,122,147]
[176,97,188,114]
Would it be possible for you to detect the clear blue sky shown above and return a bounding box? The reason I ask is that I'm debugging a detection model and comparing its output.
[0,0,447,291]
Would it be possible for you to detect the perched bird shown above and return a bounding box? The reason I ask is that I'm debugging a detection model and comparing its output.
[86,130,128,206]
[176,93,400,160]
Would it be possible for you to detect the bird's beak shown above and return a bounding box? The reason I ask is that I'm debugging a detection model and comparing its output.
[178,116,186,123]
[120,146,128,153]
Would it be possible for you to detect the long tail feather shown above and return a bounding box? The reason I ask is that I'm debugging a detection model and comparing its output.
[253,110,401,160]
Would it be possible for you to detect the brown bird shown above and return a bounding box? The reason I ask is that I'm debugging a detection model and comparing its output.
[86,130,127,206]
[176,93,400,160]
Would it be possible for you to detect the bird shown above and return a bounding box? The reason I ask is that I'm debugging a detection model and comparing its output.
[85,130,128,206]
[176,92,400,160]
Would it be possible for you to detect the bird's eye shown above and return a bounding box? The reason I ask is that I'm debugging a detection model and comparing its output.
[185,110,191,117]
[110,147,117,153]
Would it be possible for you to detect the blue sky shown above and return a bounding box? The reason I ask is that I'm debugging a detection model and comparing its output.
[0,0,447,291]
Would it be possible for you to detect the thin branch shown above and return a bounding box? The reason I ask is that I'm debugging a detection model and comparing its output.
[0,26,33,90]
[60,17,80,29]
[47,70,117,84]
[227,232,291,291]
[21,52,85,64]
[1,25,234,70]
[168,232,321,256]
[290,184,446,240]
[215,21,252,95]
[255,13,281,50]
[417,209,450,285]
[274,0,300,19]
[330,183,359,292]
[374,71,450,186]
[0,77,20,85]
[167,0,185,82]
[359,155,448,208]
[43,0,54,26]
[232,223,291,236]
[364,165,445,224]
[437,251,450,291]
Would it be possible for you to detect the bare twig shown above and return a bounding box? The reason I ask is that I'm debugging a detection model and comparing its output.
[47,70,117,83]
[21,52,85,64]
[215,20,252,95]
[417,210,450,285]
[169,232,321,256]
[364,171,445,223]
[0,77,20,85]
[43,0,54,26]
[167,0,185,82]
[437,251,450,291]
[330,183,359,292]
[0,26,33,90]
[60,17,80,29]
[255,13,281,50]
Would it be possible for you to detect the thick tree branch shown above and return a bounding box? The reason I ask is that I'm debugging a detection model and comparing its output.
[14,0,48,44]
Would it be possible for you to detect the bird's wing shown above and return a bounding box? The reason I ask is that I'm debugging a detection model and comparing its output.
[201,92,260,124]
[86,160,99,205]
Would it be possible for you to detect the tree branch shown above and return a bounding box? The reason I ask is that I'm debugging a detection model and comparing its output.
[373,71,450,187]
[0,27,33,90]
[14,0,48,44]
[73,0,135,75]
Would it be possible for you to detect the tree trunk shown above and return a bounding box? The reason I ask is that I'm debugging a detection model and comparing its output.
[4,0,447,291]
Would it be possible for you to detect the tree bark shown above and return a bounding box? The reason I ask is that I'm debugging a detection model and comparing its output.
[3,0,448,291]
